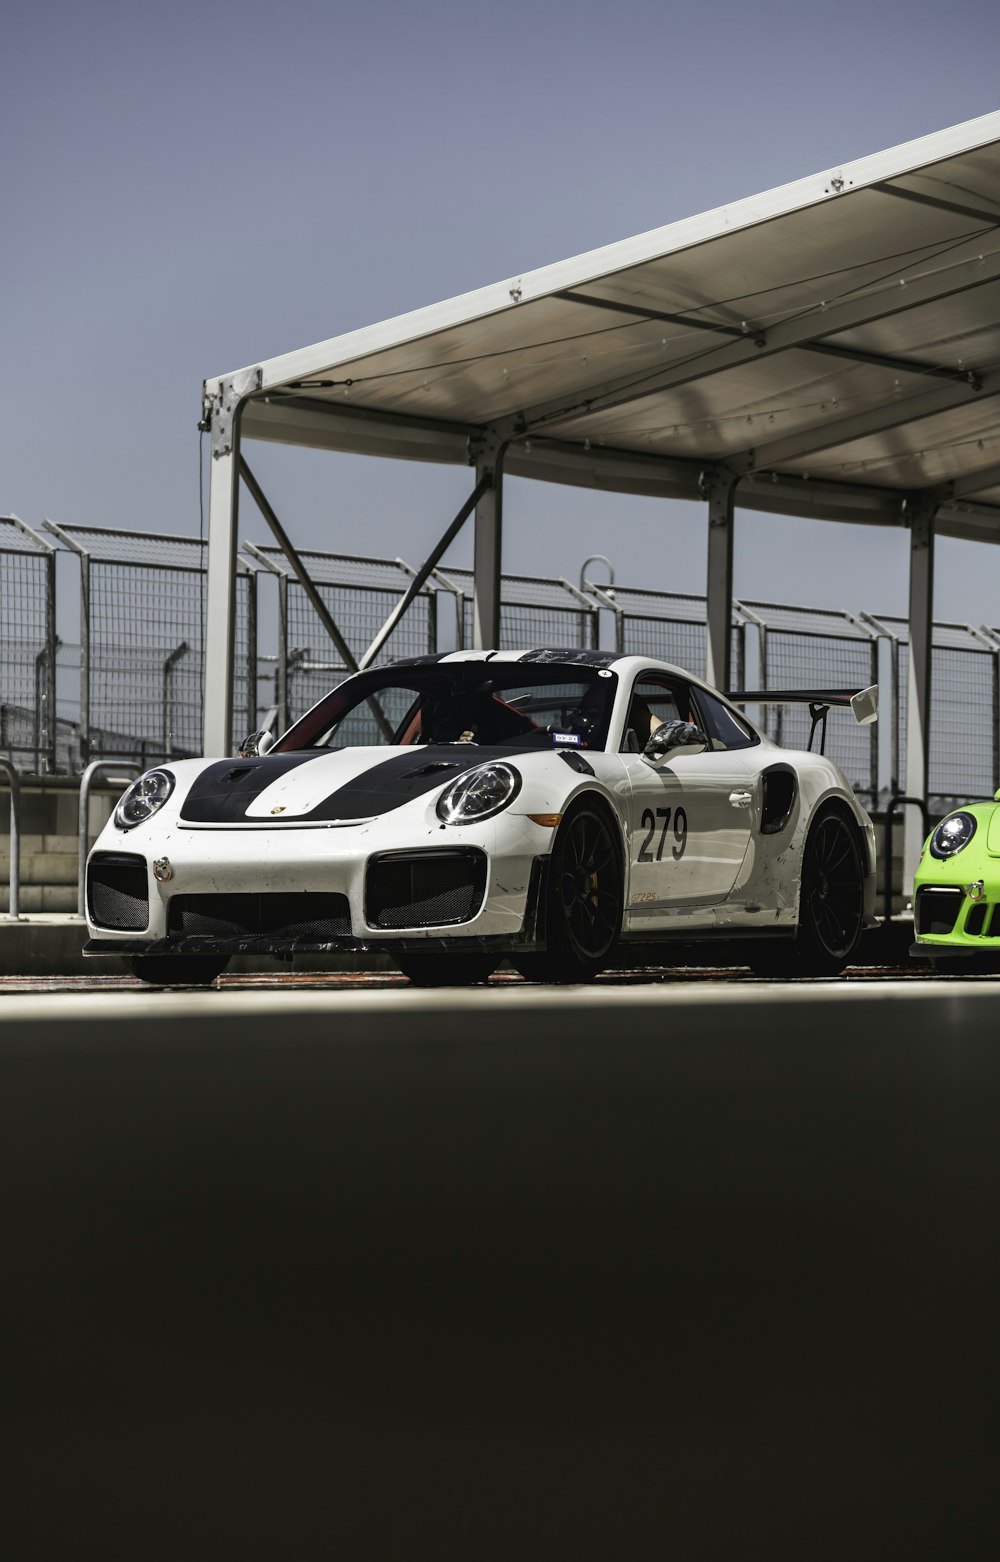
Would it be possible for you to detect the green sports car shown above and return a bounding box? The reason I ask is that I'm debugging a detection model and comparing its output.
[913,796,1000,968]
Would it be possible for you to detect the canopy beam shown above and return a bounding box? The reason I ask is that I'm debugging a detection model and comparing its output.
[738,377,998,474]
[516,248,1000,435]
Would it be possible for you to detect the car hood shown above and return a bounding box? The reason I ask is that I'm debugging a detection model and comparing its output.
[984,803,1000,855]
[178,745,529,824]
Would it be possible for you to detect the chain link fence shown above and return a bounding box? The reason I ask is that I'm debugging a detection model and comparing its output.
[4,524,1000,815]
[736,601,879,806]
[431,567,599,657]
[42,523,257,764]
[0,516,56,772]
[245,547,439,729]
[863,614,1000,806]
[581,579,745,688]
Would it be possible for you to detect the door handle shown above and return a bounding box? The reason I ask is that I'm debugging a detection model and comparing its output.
[729,789,753,808]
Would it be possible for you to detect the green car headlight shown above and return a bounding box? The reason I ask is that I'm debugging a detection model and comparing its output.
[929,811,977,859]
[436,762,521,824]
[114,769,175,830]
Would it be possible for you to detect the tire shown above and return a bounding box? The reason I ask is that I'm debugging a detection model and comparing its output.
[395,953,496,987]
[747,807,864,978]
[124,955,229,986]
[515,802,623,983]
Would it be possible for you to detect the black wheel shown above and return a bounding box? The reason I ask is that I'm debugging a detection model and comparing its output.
[747,807,864,978]
[515,803,623,983]
[395,953,496,987]
[124,955,229,986]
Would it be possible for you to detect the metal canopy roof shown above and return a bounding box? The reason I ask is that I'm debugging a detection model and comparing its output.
[209,111,1000,544]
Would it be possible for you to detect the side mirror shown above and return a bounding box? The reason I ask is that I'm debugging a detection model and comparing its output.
[643,719,708,763]
[238,729,274,758]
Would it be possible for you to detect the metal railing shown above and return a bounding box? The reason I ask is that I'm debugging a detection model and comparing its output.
[42,521,257,766]
[738,601,879,807]
[246,544,440,728]
[583,578,745,687]
[4,526,1000,821]
[862,613,1000,807]
[0,759,22,919]
[881,795,932,923]
[0,517,56,774]
[437,566,600,657]
[77,761,140,919]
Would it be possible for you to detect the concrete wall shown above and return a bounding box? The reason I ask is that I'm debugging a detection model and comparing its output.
[1,779,121,914]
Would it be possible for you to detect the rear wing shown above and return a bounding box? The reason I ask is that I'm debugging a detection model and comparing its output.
[728,684,878,753]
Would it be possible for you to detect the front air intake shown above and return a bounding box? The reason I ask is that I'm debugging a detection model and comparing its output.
[88,852,149,930]
[167,893,351,940]
[915,887,963,936]
[366,849,487,929]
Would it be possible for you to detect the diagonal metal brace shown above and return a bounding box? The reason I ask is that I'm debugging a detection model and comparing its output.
[359,473,491,670]
[239,456,393,740]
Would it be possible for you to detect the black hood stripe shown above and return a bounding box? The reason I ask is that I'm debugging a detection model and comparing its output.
[180,752,322,823]
[180,746,526,824]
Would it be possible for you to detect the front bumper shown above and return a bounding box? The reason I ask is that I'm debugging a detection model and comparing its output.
[911,875,1000,963]
[84,816,551,959]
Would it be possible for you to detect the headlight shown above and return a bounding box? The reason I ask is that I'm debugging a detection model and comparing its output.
[436,762,521,825]
[929,811,977,859]
[114,769,175,830]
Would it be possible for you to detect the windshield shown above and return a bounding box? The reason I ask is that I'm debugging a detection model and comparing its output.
[274,662,619,753]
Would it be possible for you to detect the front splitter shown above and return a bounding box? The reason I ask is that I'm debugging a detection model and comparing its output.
[85,933,541,959]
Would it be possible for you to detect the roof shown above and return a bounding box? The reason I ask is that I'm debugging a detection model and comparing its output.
[209,111,1000,543]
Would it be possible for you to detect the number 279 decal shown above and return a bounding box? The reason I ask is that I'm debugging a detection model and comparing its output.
[638,806,687,862]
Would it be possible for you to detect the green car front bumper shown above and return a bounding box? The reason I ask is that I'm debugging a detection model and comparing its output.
[912,799,1000,965]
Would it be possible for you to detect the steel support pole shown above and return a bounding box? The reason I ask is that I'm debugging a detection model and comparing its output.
[703,469,737,692]
[44,548,57,772]
[472,436,504,649]
[904,501,936,882]
[202,439,239,756]
[202,368,260,757]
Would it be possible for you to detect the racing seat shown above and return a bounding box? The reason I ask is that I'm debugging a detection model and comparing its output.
[621,696,662,754]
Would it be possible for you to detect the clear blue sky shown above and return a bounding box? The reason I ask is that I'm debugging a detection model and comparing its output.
[4,0,1000,628]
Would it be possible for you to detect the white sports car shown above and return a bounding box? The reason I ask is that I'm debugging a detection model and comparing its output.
[84,649,877,985]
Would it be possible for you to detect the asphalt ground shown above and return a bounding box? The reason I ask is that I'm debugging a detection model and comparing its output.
[5,976,1000,1558]
[0,960,946,994]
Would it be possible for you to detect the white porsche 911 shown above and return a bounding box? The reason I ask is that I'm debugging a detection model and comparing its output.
[85,649,877,985]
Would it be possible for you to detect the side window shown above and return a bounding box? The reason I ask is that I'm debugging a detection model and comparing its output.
[694,689,758,751]
[620,678,685,753]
